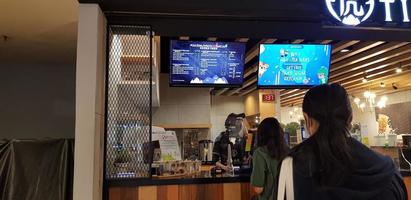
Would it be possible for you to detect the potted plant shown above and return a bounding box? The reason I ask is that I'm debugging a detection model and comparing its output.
[285,122,301,146]
[285,122,300,135]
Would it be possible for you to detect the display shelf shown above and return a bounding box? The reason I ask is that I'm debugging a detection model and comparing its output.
[121,55,151,65]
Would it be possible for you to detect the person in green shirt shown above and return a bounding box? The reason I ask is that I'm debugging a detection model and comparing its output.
[251,117,289,200]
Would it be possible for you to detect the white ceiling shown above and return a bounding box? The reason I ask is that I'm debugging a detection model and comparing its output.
[0,0,78,66]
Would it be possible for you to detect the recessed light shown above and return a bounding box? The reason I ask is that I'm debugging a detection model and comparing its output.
[340,49,350,53]
[2,35,9,42]
[396,68,403,73]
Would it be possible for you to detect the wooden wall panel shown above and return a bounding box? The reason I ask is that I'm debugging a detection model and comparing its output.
[157,185,179,200]
[198,184,224,200]
[109,187,138,200]
[108,183,251,200]
[138,186,157,200]
[241,183,255,200]
[179,184,199,200]
[223,183,241,200]
[404,177,411,200]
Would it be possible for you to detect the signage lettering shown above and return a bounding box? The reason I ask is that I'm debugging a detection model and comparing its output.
[379,0,395,21]
[326,0,411,26]
[401,0,410,22]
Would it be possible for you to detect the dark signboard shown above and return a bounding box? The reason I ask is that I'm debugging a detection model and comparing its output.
[80,0,411,41]
[324,0,411,28]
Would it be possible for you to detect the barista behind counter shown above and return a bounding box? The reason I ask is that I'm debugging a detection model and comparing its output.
[212,113,252,173]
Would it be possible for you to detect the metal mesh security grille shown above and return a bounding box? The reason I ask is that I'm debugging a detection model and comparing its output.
[105,25,152,179]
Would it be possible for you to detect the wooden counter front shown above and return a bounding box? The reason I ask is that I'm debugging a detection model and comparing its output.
[109,182,256,200]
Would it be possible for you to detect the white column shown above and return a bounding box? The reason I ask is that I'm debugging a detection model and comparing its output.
[275,90,282,121]
[73,4,106,200]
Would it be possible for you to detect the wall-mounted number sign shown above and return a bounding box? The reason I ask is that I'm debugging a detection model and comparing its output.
[262,94,275,102]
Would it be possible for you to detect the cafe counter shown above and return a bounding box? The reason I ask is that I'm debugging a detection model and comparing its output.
[107,172,255,200]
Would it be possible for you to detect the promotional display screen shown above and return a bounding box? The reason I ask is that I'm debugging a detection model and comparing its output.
[170,40,245,87]
[258,44,332,88]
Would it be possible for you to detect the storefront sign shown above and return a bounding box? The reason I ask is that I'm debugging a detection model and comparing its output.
[262,94,276,102]
[325,0,411,26]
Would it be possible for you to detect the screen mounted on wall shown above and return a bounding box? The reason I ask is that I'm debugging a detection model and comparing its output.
[169,40,245,87]
[258,44,332,88]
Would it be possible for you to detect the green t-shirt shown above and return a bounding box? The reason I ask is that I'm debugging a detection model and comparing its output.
[251,147,279,200]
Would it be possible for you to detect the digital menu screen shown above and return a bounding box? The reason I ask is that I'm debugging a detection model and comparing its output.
[258,44,332,88]
[170,40,245,87]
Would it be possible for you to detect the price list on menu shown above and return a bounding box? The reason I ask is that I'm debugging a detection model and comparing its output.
[170,41,244,84]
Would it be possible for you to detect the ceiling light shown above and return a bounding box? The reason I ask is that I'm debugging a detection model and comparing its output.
[340,48,351,53]
[2,35,9,42]
[362,77,368,83]
[364,91,371,98]
[396,68,403,73]
[380,82,386,88]
[392,83,399,90]
[377,100,386,109]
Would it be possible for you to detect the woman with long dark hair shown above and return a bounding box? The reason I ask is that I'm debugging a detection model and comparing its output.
[286,83,407,200]
[251,117,288,200]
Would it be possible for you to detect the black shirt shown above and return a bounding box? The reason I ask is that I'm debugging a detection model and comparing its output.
[288,137,407,200]
[212,132,233,165]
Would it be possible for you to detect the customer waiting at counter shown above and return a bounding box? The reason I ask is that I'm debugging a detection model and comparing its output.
[251,118,288,200]
[278,84,407,200]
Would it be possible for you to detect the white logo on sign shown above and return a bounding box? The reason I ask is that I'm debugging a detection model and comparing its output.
[326,0,375,25]
[326,0,411,25]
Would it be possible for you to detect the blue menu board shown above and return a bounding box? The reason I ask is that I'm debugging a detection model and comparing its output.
[170,40,245,87]
[258,44,332,88]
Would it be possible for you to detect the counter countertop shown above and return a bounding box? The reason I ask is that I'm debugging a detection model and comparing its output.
[107,171,251,187]
[401,170,411,177]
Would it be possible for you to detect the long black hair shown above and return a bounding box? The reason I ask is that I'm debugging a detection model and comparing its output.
[302,83,353,185]
[257,117,288,160]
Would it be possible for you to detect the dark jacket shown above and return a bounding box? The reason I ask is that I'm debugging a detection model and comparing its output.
[289,137,407,200]
[212,132,233,165]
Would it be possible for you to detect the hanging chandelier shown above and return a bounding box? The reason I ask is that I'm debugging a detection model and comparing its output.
[353,91,388,111]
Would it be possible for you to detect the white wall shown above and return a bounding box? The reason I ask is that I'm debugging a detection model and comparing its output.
[211,96,245,140]
[73,4,106,200]
[153,74,211,126]
[351,103,378,145]
[280,106,303,125]
[351,89,411,146]
[0,63,75,139]
[153,74,246,141]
